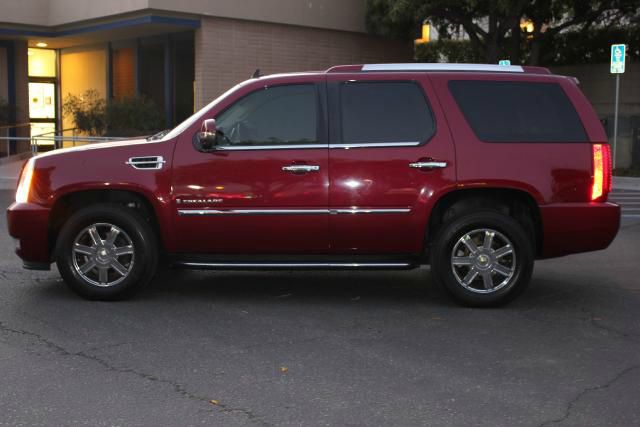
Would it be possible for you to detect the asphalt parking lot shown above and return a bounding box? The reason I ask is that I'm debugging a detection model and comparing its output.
[1,189,639,426]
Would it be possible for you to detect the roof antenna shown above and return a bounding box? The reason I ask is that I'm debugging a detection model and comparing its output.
[251,69,262,78]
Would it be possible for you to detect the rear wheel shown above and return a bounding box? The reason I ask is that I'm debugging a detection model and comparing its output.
[55,204,158,300]
[430,211,534,307]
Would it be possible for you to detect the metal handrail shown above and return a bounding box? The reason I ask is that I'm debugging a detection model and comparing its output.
[0,123,31,130]
[0,133,136,158]
[0,122,149,158]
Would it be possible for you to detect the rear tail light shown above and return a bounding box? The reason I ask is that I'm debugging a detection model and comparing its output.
[591,144,612,202]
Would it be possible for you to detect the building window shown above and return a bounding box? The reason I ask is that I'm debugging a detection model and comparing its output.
[28,48,56,78]
[112,47,135,99]
[28,48,57,147]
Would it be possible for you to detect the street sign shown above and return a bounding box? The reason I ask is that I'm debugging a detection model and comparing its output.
[498,59,511,66]
[610,44,626,74]
[610,43,627,168]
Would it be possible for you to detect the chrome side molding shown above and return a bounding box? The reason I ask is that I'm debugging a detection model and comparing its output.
[177,208,411,216]
[330,208,410,215]
[178,209,327,216]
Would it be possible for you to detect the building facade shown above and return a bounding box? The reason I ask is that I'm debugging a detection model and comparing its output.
[0,0,412,154]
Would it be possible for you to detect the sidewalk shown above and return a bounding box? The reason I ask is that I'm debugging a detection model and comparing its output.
[613,176,640,191]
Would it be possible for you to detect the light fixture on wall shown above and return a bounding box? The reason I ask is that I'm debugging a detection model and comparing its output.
[414,20,431,45]
[35,42,48,48]
[520,19,535,39]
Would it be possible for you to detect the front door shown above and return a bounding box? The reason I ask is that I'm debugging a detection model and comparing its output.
[171,80,329,254]
[326,73,456,254]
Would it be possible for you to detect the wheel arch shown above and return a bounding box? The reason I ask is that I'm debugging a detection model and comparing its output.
[426,187,543,257]
[48,188,166,259]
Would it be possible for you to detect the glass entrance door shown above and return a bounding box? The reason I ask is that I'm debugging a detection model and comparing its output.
[28,48,57,151]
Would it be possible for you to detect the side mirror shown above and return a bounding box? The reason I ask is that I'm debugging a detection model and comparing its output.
[197,119,220,150]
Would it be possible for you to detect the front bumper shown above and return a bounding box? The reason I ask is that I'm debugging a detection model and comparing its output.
[539,202,621,258]
[7,202,51,269]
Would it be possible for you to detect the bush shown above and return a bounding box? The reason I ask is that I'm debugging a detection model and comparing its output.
[62,90,107,136]
[106,97,165,137]
[63,90,165,137]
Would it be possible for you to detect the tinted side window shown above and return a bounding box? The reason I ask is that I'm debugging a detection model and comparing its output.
[216,84,318,146]
[449,80,587,143]
[340,81,435,144]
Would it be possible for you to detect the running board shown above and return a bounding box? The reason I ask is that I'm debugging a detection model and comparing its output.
[173,261,414,270]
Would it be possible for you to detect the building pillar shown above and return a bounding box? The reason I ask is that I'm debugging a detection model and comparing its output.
[164,35,173,127]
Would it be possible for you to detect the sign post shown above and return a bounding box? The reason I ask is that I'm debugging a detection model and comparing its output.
[610,44,626,169]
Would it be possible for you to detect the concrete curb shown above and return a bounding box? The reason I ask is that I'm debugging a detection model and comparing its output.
[613,176,640,191]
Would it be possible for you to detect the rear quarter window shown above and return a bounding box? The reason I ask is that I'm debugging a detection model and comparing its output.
[449,80,588,143]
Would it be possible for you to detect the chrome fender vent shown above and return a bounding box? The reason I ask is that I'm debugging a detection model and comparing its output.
[126,156,166,170]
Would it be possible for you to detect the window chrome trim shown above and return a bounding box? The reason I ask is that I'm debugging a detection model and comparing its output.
[211,142,421,150]
[329,142,420,149]
[177,208,411,216]
[214,144,327,151]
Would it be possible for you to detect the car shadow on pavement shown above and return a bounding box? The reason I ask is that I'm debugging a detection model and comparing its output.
[24,263,635,318]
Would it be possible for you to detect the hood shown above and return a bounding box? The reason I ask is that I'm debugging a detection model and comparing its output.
[33,138,155,161]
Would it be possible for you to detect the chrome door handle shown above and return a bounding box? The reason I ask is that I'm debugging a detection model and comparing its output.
[282,165,320,173]
[409,161,448,169]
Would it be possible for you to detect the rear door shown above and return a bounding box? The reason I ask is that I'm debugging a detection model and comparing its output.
[326,72,456,254]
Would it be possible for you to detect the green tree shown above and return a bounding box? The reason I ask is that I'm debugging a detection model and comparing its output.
[366,0,639,65]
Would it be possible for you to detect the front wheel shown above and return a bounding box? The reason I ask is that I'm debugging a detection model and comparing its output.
[55,204,159,300]
[430,211,534,307]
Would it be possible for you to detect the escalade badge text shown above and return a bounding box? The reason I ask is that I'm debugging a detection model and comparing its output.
[177,198,223,204]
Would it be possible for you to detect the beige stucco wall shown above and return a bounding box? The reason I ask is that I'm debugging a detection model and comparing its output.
[4,0,369,33]
[60,45,108,133]
[1,0,50,27]
[194,16,413,109]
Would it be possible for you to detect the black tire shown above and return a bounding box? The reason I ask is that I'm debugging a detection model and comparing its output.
[430,210,534,307]
[55,204,159,300]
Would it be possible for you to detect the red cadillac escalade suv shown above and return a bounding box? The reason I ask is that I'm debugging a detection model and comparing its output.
[7,63,620,306]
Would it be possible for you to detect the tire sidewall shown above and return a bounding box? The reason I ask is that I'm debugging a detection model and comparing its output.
[56,204,158,300]
[431,211,534,307]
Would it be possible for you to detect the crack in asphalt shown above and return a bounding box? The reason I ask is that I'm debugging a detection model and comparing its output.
[0,320,272,426]
[538,365,640,426]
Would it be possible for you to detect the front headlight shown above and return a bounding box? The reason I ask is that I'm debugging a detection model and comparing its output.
[15,158,35,203]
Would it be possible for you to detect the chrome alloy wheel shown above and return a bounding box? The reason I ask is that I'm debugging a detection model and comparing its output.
[71,223,135,287]
[450,228,516,294]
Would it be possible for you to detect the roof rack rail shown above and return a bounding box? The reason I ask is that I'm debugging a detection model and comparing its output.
[325,63,552,74]
[361,63,524,73]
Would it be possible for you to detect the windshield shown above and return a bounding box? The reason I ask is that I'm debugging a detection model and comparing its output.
[160,81,250,142]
